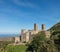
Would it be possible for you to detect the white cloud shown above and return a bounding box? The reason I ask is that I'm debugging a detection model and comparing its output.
[12,0,39,9]
[51,18,60,22]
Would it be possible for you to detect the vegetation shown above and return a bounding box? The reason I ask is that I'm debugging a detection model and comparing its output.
[50,22,60,52]
[5,45,27,52]
[0,22,60,52]
[27,22,60,52]
[51,31,60,52]
[27,31,58,52]
[0,41,13,52]
[0,42,27,52]
[49,22,60,33]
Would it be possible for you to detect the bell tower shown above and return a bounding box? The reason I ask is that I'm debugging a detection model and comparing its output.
[42,24,46,30]
[34,23,38,31]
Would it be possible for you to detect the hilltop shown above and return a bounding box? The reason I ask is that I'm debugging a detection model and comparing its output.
[49,22,60,32]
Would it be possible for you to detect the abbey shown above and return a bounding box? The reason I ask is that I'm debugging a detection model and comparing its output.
[15,23,51,43]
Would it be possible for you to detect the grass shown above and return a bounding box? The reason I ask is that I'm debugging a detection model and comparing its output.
[5,45,27,52]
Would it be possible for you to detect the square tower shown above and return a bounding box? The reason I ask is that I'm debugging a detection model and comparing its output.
[42,24,46,31]
[34,23,38,31]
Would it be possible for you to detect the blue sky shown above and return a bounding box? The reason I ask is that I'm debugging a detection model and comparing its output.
[0,0,60,34]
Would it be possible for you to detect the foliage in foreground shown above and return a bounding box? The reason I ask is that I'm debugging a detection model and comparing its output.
[0,41,27,52]
[0,41,12,52]
[28,31,58,52]
[5,45,27,52]
[51,30,60,52]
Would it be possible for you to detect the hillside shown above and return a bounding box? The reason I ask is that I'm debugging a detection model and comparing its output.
[0,45,27,52]
[5,45,27,52]
[49,22,60,52]
[49,22,60,32]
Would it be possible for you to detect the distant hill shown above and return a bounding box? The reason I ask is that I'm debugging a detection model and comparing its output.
[0,37,14,41]
[49,22,60,32]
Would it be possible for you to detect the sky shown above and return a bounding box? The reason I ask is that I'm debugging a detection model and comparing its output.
[0,0,60,34]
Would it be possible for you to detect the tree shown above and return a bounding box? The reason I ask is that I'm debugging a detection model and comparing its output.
[30,31,46,52]
[51,30,60,52]
[29,31,58,52]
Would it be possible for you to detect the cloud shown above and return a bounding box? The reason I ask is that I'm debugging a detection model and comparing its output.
[12,0,39,9]
[0,0,40,16]
[47,17,60,22]
[51,17,60,22]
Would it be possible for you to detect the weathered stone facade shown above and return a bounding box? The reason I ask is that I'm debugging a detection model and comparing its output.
[20,23,51,43]
[15,23,51,43]
[15,36,20,43]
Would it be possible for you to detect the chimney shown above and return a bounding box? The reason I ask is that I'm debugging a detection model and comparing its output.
[42,24,46,30]
[34,23,38,31]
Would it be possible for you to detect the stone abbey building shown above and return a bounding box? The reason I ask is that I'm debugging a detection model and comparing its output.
[15,23,51,43]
